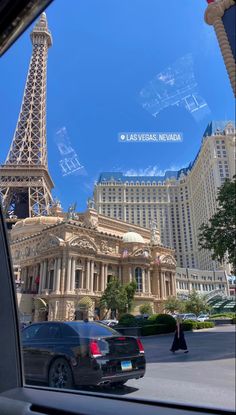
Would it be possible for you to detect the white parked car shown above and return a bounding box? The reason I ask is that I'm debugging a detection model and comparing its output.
[99,319,118,327]
[177,313,198,321]
[197,314,209,322]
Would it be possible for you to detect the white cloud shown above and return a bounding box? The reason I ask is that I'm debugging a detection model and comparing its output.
[124,164,187,177]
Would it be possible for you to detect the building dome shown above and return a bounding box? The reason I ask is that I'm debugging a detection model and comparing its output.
[11,216,63,240]
[122,231,144,244]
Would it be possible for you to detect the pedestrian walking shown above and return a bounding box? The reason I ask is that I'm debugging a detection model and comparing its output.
[170,317,189,353]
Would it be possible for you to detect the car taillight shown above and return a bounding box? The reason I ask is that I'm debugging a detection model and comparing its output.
[137,338,144,354]
[90,340,102,358]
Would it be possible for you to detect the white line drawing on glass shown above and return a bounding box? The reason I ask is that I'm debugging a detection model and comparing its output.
[55,127,86,176]
[139,54,211,122]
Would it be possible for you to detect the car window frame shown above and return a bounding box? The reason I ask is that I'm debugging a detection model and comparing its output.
[0,2,235,414]
[67,322,119,338]
[21,324,42,341]
[0,202,23,392]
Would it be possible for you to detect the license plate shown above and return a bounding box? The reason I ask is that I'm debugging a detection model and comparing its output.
[121,360,132,371]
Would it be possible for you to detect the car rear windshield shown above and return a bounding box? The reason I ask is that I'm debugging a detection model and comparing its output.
[67,322,119,337]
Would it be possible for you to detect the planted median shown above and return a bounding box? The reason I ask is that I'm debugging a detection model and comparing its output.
[116,313,216,336]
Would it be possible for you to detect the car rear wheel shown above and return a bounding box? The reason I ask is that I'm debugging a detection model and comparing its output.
[48,358,74,389]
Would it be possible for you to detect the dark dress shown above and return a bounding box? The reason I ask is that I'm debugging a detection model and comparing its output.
[170,323,188,352]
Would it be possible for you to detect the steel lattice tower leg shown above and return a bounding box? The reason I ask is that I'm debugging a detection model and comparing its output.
[0,13,54,220]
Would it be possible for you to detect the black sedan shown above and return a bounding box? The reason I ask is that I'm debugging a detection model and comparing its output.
[21,321,146,389]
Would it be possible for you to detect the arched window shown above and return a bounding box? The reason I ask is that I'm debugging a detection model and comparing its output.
[135,267,143,292]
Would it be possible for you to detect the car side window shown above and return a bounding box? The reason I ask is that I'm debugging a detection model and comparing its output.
[21,324,41,341]
[33,324,61,340]
[60,324,78,338]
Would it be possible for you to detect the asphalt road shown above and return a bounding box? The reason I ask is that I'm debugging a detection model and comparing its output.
[95,325,236,411]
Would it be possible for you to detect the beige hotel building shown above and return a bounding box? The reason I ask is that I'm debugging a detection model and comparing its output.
[93,121,235,271]
[10,208,176,322]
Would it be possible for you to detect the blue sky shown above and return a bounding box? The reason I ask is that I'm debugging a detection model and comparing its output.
[0,0,235,211]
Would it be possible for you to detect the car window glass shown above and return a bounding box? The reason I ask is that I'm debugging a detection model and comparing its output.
[67,323,118,337]
[21,324,41,341]
[60,324,78,338]
[34,324,61,339]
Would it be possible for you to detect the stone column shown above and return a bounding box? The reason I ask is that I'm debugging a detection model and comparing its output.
[55,257,61,293]
[129,266,133,282]
[66,257,72,293]
[53,259,57,291]
[32,265,37,290]
[71,258,76,293]
[170,272,176,296]
[156,275,160,298]
[90,260,94,293]
[159,271,163,299]
[147,269,151,294]
[38,262,44,294]
[142,269,146,293]
[42,260,47,290]
[162,272,166,299]
[86,259,90,290]
[165,272,168,298]
[81,269,85,289]
[101,263,105,291]
[60,251,66,294]
[96,274,99,291]
[104,264,108,289]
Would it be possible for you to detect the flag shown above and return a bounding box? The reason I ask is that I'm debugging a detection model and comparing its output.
[35,276,40,285]
[122,249,129,258]
[155,255,161,265]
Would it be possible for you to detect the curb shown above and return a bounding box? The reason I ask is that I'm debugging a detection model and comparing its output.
[140,332,175,339]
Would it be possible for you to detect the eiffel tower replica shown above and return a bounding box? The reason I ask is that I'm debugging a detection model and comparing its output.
[0,13,54,225]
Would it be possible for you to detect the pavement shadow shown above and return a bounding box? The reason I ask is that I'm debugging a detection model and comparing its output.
[26,381,139,396]
[143,329,236,363]
[78,384,138,396]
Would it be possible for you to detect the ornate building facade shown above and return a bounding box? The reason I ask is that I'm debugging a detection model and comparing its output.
[93,121,235,270]
[10,208,176,322]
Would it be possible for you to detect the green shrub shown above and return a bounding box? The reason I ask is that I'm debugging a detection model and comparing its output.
[118,313,138,327]
[231,317,236,324]
[156,324,175,334]
[148,313,176,327]
[141,323,174,336]
[139,303,153,315]
[182,320,196,331]
[136,319,150,327]
[182,320,215,330]
[141,325,158,336]
[195,321,215,329]
[210,313,236,319]
[153,313,176,327]
[147,313,159,323]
